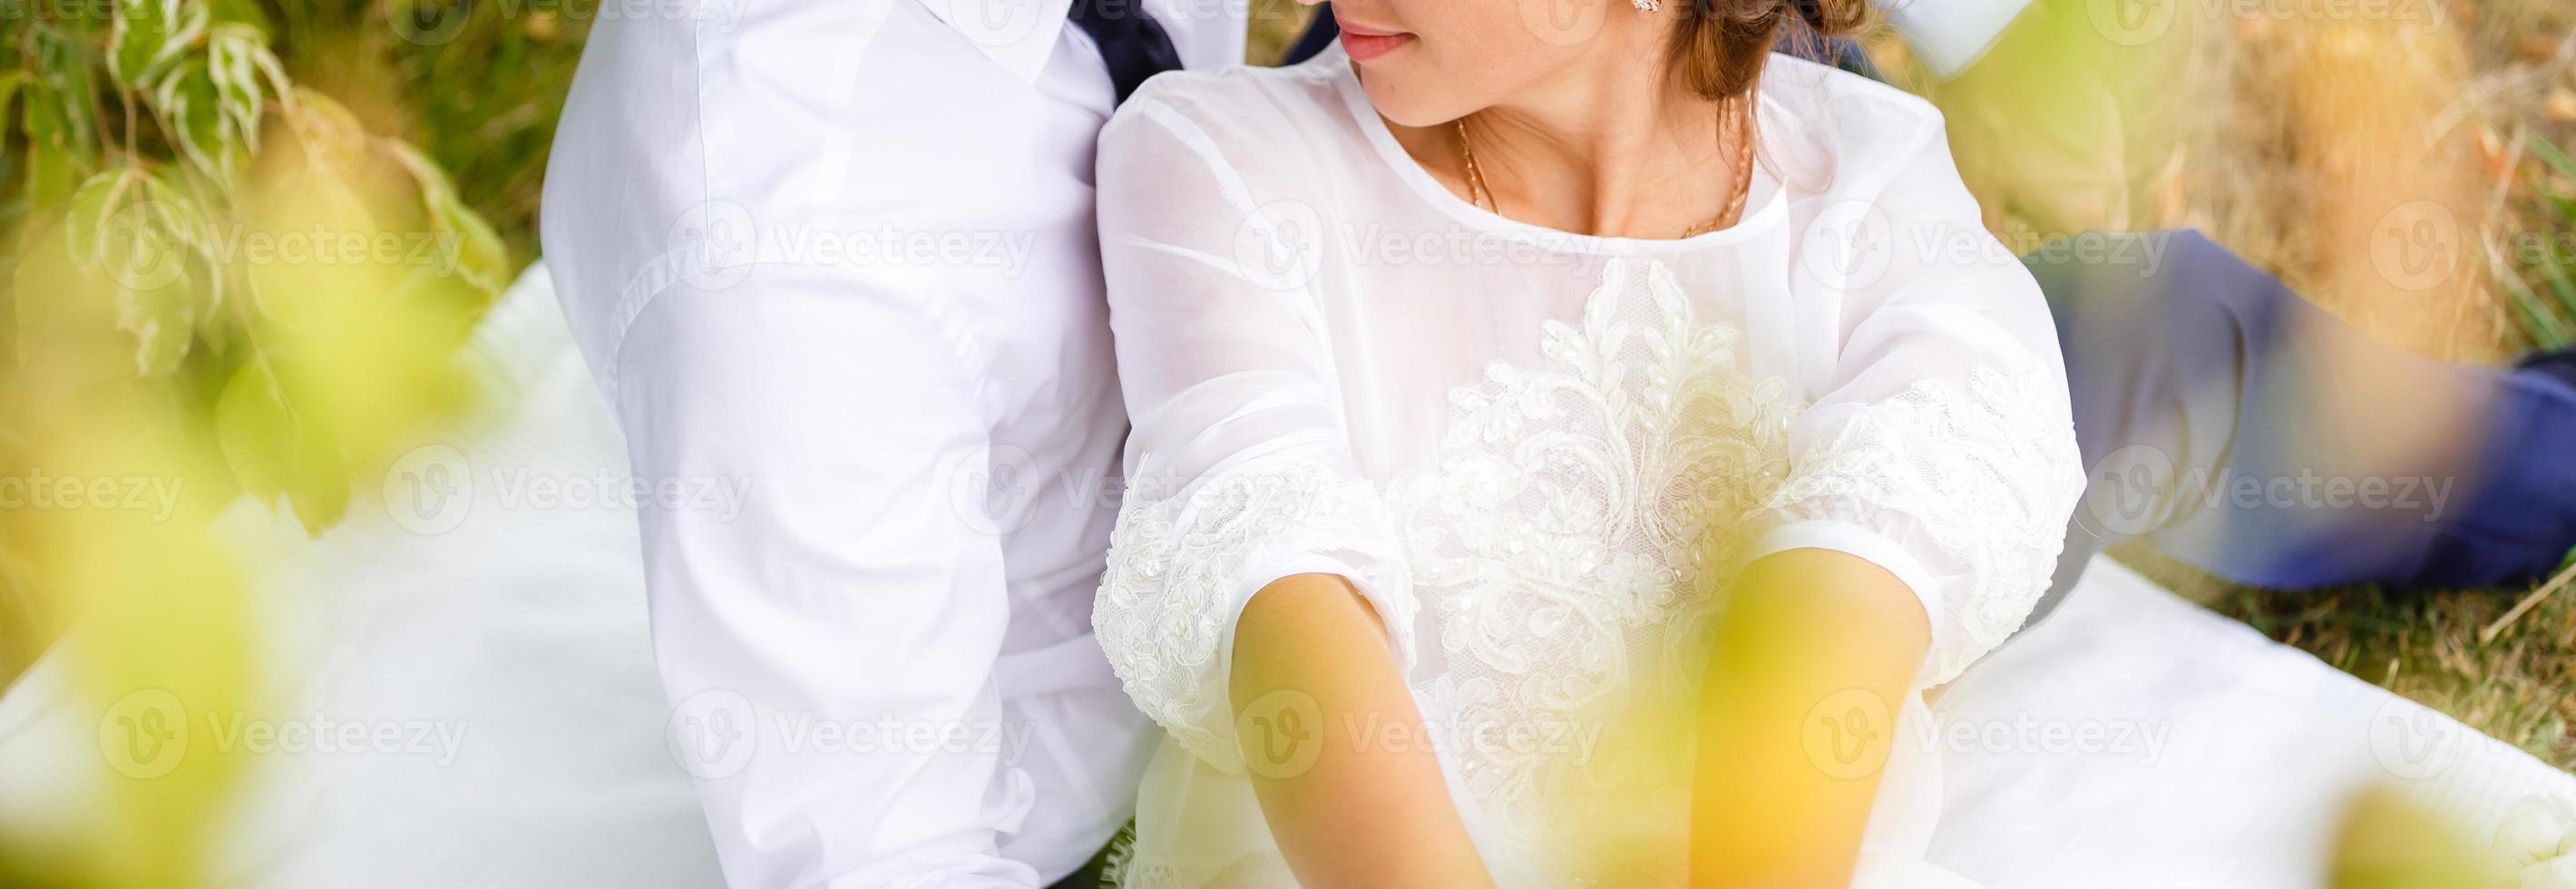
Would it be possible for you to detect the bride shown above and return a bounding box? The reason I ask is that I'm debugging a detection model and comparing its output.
[1089,0,2083,885]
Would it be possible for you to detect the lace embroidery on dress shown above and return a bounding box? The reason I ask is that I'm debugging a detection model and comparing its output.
[1758,364,2084,684]
[1098,258,2080,886]
[1381,259,1800,874]
[1106,848,1298,889]
[1095,455,1412,773]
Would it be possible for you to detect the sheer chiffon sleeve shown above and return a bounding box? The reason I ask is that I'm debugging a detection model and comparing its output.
[1751,113,2088,686]
[1090,88,1417,773]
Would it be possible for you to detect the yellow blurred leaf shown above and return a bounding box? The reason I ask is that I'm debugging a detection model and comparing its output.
[212,358,348,534]
[2327,787,2489,889]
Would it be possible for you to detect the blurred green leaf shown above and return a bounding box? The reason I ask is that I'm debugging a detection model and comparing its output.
[205,24,272,157]
[27,29,102,154]
[22,145,87,220]
[13,217,106,369]
[64,171,136,265]
[135,174,215,368]
[195,264,243,358]
[238,173,375,330]
[0,71,26,127]
[438,190,507,292]
[383,139,506,292]
[108,0,209,88]
[366,141,503,349]
[212,357,289,505]
[151,60,243,189]
[63,171,206,376]
[149,163,233,356]
[3,6,516,882]
[213,358,347,533]
[283,86,368,176]
[207,0,270,32]
[22,59,98,210]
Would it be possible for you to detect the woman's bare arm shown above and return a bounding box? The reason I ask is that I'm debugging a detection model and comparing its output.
[1690,549,1932,887]
[1231,572,1495,888]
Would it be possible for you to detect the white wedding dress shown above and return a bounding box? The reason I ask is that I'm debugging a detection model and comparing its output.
[3,264,2568,888]
[1089,49,2086,887]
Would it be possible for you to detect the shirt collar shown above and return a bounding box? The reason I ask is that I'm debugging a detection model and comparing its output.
[920,0,1076,83]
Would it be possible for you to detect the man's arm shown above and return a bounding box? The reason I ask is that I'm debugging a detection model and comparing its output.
[612,265,1035,888]
[1908,0,2150,236]
[1876,0,2036,79]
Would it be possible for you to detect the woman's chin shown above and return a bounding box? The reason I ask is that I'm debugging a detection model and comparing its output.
[1356,76,1468,130]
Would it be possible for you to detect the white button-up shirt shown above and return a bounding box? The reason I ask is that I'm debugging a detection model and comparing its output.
[537,1,2020,886]
[541,1,1243,885]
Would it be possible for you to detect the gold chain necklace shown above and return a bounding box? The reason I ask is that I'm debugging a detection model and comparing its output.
[1455,111,1755,239]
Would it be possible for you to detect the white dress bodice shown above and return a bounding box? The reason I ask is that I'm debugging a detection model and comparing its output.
[1089,48,2085,887]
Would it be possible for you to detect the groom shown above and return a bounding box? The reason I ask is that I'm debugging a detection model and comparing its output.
[538,2,1232,884]
[539,1,2576,885]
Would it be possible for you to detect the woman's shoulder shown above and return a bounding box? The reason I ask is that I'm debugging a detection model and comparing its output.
[1756,54,1953,197]
[1102,55,1363,170]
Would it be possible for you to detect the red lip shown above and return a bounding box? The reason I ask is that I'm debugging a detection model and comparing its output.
[1335,16,1416,63]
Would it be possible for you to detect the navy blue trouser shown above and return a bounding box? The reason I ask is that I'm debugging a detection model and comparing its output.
[2030,231,2576,611]
[1281,14,2576,618]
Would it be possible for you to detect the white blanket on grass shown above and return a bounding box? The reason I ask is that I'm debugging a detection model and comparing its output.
[0,265,2565,887]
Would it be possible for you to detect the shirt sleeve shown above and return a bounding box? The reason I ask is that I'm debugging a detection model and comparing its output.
[1748,111,2087,687]
[611,265,1039,889]
[1878,0,2035,79]
[1089,90,1418,774]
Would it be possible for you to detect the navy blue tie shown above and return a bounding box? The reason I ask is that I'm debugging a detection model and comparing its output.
[1068,0,1183,105]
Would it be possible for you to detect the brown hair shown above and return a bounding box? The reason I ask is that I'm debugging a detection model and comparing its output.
[1668,0,1869,102]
